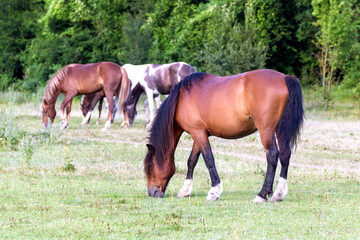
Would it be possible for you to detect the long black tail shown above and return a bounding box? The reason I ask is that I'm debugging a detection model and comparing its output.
[276,76,304,150]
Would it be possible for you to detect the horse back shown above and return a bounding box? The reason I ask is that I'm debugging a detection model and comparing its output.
[175,69,289,139]
[62,62,122,95]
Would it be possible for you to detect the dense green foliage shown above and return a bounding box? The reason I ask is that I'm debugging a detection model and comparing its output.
[0,0,359,101]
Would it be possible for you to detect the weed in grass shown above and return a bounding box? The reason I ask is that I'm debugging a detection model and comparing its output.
[37,122,63,145]
[63,160,76,172]
[0,104,23,149]
[61,144,76,172]
[18,135,37,168]
[255,164,266,177]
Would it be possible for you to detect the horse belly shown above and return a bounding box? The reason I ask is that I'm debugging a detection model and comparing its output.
[176,93,257,139]
[205,114,257,139]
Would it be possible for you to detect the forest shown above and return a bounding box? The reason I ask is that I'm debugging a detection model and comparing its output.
[0,0,359,105]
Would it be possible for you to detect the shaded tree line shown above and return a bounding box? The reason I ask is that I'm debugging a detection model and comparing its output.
[0,0,359,101]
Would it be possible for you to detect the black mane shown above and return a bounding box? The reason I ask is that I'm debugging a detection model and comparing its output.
[144,72,206,177]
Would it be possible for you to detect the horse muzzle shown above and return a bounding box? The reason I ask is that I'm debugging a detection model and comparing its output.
[147,187,165,198]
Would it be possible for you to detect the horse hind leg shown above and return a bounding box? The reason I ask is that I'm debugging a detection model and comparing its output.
[253,133,279,203]
[111,96,118,123]
[103,92,115,129]
[96,98,104,125]
[270,144,291,202]
[60,93,76,129]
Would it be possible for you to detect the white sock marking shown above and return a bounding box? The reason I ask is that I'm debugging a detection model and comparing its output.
[178,179,193,198]
[270,177,288,202]
[81,111,92,125]
[253,195,267,203]
[206,181,223,201]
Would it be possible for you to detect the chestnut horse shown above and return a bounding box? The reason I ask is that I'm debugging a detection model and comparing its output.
[144,69,304,202]
[41,62,130,129]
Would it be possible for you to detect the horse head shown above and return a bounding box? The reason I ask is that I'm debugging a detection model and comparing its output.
[144,144,176,198]
[41,99,56,128]
[124,102,137,126]
[80,95,91,118]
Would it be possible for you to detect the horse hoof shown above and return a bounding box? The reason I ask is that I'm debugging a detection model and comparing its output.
[206,191,220,201]
[270,177,288,202]
[104,121,111,129]
[253,195,267,203]
[206,182,223,201]
[177,179,193,198]
[270,195,284,202]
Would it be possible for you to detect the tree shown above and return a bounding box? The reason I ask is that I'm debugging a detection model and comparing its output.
[198,2,268,75]
[0,0,44,90]
[312,0,357,108]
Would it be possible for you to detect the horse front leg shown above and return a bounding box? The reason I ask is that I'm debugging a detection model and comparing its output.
[254,136,279,203]
[154,94,163,108]
[60,93,76,129]
[192,132,222,201]
[178,142,201,198]
[144,89,155,127]
[144,99,150,123]
[65,99,72,126]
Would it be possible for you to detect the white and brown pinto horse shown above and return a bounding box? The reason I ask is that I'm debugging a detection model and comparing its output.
[144,69,304,202]
[122,62,196,126]
[41,62,130,129]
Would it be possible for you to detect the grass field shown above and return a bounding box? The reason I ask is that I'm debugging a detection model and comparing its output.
[0,97,360,239]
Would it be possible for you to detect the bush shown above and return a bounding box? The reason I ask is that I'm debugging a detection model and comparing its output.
[0,105,23,149]
[0,74,15,92]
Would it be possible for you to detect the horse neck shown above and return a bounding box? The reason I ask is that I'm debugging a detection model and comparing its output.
[131,85,144,105]
[44,87,61,105]
[155,125,183,164]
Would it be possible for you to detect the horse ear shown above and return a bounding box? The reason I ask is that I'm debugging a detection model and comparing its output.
[146,144,155,154]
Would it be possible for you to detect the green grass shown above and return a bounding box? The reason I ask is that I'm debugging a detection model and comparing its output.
[0,99,360,239]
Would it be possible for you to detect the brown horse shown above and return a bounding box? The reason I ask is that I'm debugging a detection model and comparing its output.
[80,92,118,125]
[41,61,130,129]
[144,69,304,202]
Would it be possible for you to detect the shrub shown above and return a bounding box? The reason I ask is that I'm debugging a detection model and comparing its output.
[19,134,37,168]
[0,105,23,149]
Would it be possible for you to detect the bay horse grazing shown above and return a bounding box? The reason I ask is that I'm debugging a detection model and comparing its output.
[80,92,118,125]
[122,62,196,126]
[144,69,304,202]
[41,62,130,129]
